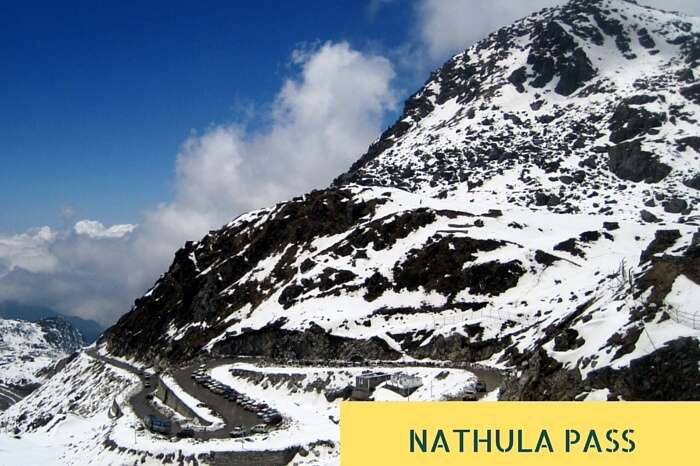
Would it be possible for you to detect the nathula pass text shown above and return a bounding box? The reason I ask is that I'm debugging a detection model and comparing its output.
[410,428,636,454]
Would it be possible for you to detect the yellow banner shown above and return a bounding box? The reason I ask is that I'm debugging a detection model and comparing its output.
[340,401,699,465]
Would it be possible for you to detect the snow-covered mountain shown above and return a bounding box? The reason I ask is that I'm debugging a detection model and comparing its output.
[1,0,699,464]
[0,317,85,411]
[103,0,700,400]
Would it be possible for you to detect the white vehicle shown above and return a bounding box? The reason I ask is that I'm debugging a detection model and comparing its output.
[251,424,267,434]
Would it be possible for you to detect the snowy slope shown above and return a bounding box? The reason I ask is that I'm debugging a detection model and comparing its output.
[100,0,700,402]
[0,317,84,411]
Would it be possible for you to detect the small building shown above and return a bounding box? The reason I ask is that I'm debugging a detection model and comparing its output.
[385,373,423,397]
[355,372,390,392]
[143,415,171,434]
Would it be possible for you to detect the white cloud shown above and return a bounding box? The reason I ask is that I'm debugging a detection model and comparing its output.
[0,227,58,275]
[0,41,397,325]
[74,220,136,239]
[137,41,397,261]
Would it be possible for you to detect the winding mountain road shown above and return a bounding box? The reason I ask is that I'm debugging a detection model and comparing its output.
[86,349,185,432]
[87,348,504,442]
[86,349,259,439]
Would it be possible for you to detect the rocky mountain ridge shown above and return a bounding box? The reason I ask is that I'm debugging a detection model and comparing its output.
[102,0,700,400]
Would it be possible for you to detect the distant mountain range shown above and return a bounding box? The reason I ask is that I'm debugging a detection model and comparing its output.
[0,302,104,343]
[0,316,84,411]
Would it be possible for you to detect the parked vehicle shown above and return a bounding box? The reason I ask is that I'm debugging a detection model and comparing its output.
[251,424,267,434]
[229,426,248,438]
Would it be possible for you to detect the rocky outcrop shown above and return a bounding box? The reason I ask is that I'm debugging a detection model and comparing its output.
[210,322,400,362]
[393,236,525,297]
[607,140,671,183]
[587,337,700,400]
[499,349,583,401]
[501,337,700,401]
[608,101,664,143]
[639,230,681,263]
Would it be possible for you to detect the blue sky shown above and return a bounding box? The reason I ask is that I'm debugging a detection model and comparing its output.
[0,0,417,232]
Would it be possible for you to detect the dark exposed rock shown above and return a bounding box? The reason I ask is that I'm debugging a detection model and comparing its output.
[330,209,437,256]
[579,231,600,243]
[680,82,700,104]
[553,328,585,352]
[393,236,524,298]
[640,210,660,223]
[553,238,585,257]
[527,20,596,96]
[409,333,511,362]
[637,248,700,306]
[579,155,597,169]
[677,136,700,153]
[324,385,353,402]
[211,322,400,361]
[624,94,657,106]
[640,230,681,263]
[637,28,655,49]
[534,191,560,207]
[662,198,688,214]
[278,284,304,309]
[587,338,700,400]
[534,250,560,266]
[607,139,671,183]
[681,34,700,66]
[683,174,700,190]
[499,349,582,401]
[503,337,700,401]
[608,102,664,143]
[593,10,632,56]
[299,258,316,273]
[363,272,391,302]
[36,317,85,353]
[508,66,527,93]
[603,222,619,231]
[318,268,357,292]
[678,68,695,82]
[606,326,643,360]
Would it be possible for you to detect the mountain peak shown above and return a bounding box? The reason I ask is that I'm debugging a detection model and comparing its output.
[335,0,700,218]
